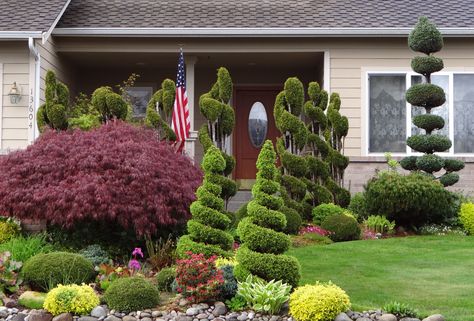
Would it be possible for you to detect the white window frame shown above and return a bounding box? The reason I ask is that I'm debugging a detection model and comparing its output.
[365,70,474,157]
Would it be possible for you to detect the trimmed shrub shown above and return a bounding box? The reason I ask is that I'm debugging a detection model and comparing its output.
[459,203,474,235]
[37,71,69,132]
[408,16,443,54]
[236,141,300,287]
[348,193,370,222]
[92,87,128,121]
[79,244,110,266]
[145,79,176,141]
[177,146,233,258]
[281,206,302,235]
[0,122,202,237]
[364,171,457,227]
[219,265,238,300]
[289,282,351,321]
[43,284,99,316]
[104,277,160,311]
[156,267,176,292]
[0,218,21,244]
[22,252,95,291]
[312,203,345,225]
[234,202,248,228]
[321,214,360,242]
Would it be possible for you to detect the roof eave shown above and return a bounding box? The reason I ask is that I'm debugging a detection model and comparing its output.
[51,27,474,37]
[0,31,43,39]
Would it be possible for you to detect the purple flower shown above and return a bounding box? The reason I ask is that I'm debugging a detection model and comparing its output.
[132,247,143,258]
[128,259,141,271]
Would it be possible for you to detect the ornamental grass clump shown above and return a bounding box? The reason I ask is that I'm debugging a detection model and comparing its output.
[43,284,99,316]
[236,140,301,287]
[401,17,464,186]
[0,122,202,237]
[177,146,234,258]
[289,282,351,321]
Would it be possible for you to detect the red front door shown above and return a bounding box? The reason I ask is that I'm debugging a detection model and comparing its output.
[234,87,281,180]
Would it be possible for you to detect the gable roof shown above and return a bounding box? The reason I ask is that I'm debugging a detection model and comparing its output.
[54,0,474,36]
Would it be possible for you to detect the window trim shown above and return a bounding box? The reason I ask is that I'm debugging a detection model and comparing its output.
[365,70,474,157]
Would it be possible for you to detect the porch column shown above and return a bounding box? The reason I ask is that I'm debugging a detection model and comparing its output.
[185,56,198,161]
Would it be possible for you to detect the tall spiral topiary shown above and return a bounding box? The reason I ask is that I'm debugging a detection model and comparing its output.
[274,77,308,216]
[303,82,334,210]
[198,67,237,207]
[91,86,129,122]
[236,140,300,287]
[325,93,351,207]
[37,71,70,132]
[177,146,234,258]
[145,79,176,140]
[400,17,464,186]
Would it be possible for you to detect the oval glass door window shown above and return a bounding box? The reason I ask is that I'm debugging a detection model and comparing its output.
[248,102,268,148]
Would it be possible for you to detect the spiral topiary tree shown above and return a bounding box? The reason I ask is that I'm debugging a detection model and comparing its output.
[303,82,334,210]
[177,145,234,258]
[236,140,301,287]
[145,79,176,140]
[37,71,70,132]
[325,93,351,207]
[400,17,464,186]
[198,67,237,207]
[91,86,129,122]
[274,77,308,216]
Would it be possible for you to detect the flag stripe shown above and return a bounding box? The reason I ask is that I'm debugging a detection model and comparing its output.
[171,50,190,153]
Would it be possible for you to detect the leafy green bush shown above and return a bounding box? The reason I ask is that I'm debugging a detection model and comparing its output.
[312,203,345,225]
[281,206,302,235]
[0,234,53,262]
[0,217,21,244]
[104,277,160,311]
[364,215,395,234]
[79,244,110,266]
[156,267,176,292]
[220,265,238,300]
[348,193,370,222]
[225,295,247,312]
[234,202,248,228]
[459,203,474,235]
[364,171,457,227]
[43,284,99,316]
[22,252,95,291]
[289,282,351,321]
[237,275,291,315]
[382,301,419,318]
[321,214,360,242]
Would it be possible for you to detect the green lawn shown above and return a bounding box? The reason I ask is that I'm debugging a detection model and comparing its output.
[288,236,474,321]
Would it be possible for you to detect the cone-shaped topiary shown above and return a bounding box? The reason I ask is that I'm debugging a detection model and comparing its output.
[91,86,129,122]
[401,16,464,186]
[274,77,308,217]
[177,145,234,258]
[37,71,70,132]
[198,67,237,207]
[145,79,177,140]
[236,140,301,287]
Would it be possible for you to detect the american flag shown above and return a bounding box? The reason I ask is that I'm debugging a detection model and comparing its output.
[171,49,190,153]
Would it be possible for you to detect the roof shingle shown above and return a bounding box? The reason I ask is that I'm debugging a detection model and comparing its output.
[0,0,69,32]
[56,0,474,29]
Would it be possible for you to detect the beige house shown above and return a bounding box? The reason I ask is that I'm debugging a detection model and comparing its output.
[1,0,474,195]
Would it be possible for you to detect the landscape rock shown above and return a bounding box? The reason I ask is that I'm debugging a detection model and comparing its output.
[29,310,53,321]
[12,313,28,321]
[122,317,136,321]
[378,314,397,321]
[78,317,98,321]
[422,316,444,321]
[186,309,199,317]
[52,313,72,321]
[355,318,372,321]
[91,307,107,319]
[399,318,420,321]
[103,316,121,321]
[212,303,227,317]
[335,313,352,321]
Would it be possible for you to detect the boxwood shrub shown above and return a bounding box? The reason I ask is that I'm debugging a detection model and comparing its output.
[312,203,345,225]
[321,214,360,242]
[104,277,159,311]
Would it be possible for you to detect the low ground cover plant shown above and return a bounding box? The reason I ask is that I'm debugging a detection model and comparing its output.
[95,263,133,291]
[0,251,22,294]
[44,284,99,316]
[104,276,159,311]
[382,301,419,318]
[0,234,53,262]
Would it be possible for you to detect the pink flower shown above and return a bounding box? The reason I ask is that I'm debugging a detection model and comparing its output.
[132,247,143,258]
[128,259,141,271]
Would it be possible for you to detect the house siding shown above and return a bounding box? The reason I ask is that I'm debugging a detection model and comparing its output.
[0,41,30,151]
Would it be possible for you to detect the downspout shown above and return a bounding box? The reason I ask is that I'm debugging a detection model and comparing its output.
[28,37,40,140]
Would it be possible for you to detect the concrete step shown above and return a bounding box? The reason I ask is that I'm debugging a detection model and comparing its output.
[227,190,252,213]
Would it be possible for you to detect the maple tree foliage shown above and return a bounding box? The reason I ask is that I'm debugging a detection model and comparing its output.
[0,121,202,237]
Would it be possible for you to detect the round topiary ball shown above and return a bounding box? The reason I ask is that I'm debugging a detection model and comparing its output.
[104,277,160,311]
[156,267,176,292]
[312,203,345,225]
[23,252,95,291]
[321,214,361,242]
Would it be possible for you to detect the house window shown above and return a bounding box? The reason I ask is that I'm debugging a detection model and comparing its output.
[367,72,474,155]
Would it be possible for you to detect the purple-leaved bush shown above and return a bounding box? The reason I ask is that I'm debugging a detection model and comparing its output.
[0,121,202,237]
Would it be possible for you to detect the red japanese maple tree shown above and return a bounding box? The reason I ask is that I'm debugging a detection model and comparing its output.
[0,121,202,237]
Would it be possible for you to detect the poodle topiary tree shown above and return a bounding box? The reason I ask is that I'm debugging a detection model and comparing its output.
[274,78,308,217]
[145,79,176,141]
[37,71,70,132]
[400,17,464,186]
[236,140,301,287]
[303,82,334,210]
[91,86,129,123]
[198,67,237,207]
[177,146,234,258]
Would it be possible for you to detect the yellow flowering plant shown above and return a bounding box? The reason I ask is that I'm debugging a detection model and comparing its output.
[43,284,99,316]
[289,282,350,321]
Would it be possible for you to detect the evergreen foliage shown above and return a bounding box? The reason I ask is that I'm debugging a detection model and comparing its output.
[91,86,129,122]
[145,79,177,140]
[236,140,300,287]
[401,17,463,186]
[37,71,70,131]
